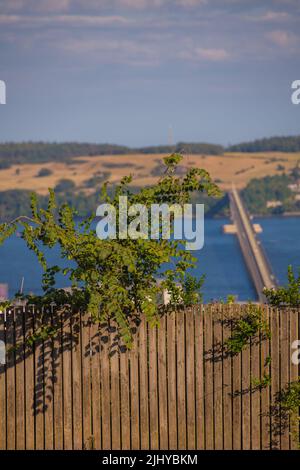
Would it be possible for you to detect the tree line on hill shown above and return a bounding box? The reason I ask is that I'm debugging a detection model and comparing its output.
[1,135,300,170]
[228,135,300,153]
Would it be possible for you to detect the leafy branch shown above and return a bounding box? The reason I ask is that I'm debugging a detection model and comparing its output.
[0,154,221,346]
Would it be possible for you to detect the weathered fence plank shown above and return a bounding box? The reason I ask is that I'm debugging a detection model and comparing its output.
[110,323,121,450]
[0,311,6,450]
[24,308,35,450]
[177,309,187,449]
[222,305,233,450]
[52,309,63,449]
[6,309,16,450]
[44,308,54,450]
[186,309,196,450]
[120,342,130,450]
[62,310,73,449]
[129,333,140,450]
[139,318,149,450]
[195,305,205,450]
[15,307,25,450]
[232,305,242,450]
[100,320,111,450]
[260,306,270,450]
[149,323,159,450]
[34,309,45,450]
[280,310,290,450]
[289,309,299,450]
[213,305,223,450]
[270,307,280,450]
[167,311,177,450]
[204,305,214,449]
[71,311,83,450]
[158,315,168,449]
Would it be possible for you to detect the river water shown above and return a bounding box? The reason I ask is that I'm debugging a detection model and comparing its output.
[0,216,299,302]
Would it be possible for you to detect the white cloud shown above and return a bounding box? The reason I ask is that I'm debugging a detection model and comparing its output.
[195,47,230,61]
[266,30,295,46]
[0,14,130,27]
[60,37,160,66]
[180,46,230,62]
[0,0,71,13]
[176,0,207,6]
[248,10,291,22]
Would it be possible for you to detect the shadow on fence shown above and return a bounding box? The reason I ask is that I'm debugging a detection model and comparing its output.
[0,304,298,450]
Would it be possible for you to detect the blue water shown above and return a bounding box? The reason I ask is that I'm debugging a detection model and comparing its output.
[0,217,299,302]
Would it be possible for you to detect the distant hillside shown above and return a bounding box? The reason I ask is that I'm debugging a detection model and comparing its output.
[138,142,224,155]
[228,135,300,153]
[0,142,133,169]
[1,136,300,170]
[0,141,224,169]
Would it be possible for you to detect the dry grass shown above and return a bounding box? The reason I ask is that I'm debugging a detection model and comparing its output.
[0,151,299,195]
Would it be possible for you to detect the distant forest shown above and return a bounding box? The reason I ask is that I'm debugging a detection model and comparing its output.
[0,136,299,170]
[0,141,223,169]
[228,135,300,153]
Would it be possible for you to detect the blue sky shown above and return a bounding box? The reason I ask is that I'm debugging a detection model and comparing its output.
[0,0,299,146]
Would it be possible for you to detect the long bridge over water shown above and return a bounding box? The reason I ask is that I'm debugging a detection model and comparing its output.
[228,187,277,302]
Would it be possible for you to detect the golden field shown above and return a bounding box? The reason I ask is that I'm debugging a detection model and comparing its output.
[0,151,299,195]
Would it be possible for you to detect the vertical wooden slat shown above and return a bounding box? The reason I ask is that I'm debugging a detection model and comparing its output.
[52,308,63,449]
[120,343,130,450]
[62,309,73,449]
[149,323,159,449]
[223,305,232,450]
[176,309,187,449]
[90,319,101,450]
[110,323,121,450]
[100,323,111,450]
[270,307,280,450]
[130,333,140,450]
[6,309,16,449]
[81,314,92,449]
[280,308,290,449]
[0,310,6,450]
[167,312,177,450]
[232,305,241,450]
[34,308,44,450]
[15,307,25,449]
[213,305,223,450]
[139,318,149,450]
[241,319,251,450]
[158,315,168,449]
[24,308,35,450]
[260,306,270,450]
[186,308,196,450]
[71,311,83,450]
[204,305,214,449]
[250,315,261,450]
[290,308,299,450]
[195,306,205,450]
[44,308,54,450]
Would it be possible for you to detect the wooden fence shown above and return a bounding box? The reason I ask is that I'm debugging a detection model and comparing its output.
[0,304,299,450]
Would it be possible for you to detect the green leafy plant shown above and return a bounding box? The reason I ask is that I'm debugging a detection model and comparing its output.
[280,378,300,447]
[226,294,236,304]
[264,265,300,307]
[0,154,221,346]
[225,304,271,354]
[251,372,271,390]
[251,356,272,390]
